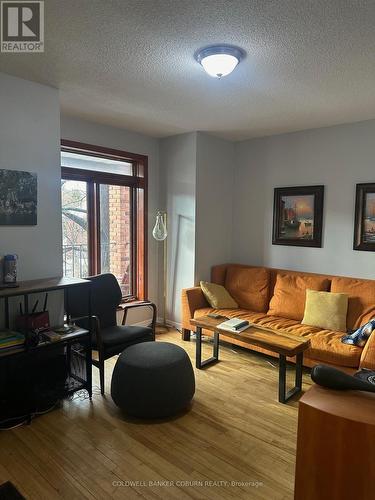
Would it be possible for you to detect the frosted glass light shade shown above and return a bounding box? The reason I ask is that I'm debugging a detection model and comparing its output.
[152,212,167,241]
[195,45,245,78]
[201,54,239,78]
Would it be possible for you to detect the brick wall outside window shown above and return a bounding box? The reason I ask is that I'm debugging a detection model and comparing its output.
[107,185,131,295]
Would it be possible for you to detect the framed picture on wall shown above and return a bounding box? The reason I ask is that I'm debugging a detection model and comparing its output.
[272,185,324,247]
[0,169,37,225]
[353,183,375,251]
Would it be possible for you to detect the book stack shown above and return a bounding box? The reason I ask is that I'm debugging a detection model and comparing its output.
[217,318,250,333]
[0,330,25,351]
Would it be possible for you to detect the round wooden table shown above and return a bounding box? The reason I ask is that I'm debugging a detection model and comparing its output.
[295,384,375,500]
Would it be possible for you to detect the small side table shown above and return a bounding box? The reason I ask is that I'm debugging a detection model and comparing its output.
[295,384,375,500]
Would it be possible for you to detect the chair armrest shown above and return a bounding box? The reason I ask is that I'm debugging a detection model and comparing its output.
[181,287,209,331]
[359,330,375,370]
[120,301,157,338]
[71,314,103,349]
[71,314,99,329]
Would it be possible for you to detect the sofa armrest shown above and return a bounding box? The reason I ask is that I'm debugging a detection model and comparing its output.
[359,330,375,370]
[181,287,209,331]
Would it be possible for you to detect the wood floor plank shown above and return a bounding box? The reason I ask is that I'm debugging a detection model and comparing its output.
[0,330,310,499]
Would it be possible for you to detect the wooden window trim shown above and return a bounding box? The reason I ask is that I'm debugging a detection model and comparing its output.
[61,139,148,302]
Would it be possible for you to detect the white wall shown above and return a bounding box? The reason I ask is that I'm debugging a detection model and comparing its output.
[0,72,62,280]
[233,119,375,279]
[159,132,235,325]
[159,133,197,325]
[60,115,161,323]
[195,132,234,282]
[0,73,63,326]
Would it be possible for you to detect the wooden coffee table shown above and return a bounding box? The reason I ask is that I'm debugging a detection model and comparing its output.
[190,315,311,403]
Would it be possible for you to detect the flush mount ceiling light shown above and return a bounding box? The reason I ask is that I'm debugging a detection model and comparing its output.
[194,44,245,78]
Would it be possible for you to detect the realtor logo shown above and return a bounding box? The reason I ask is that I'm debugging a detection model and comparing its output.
[1,1,44,52]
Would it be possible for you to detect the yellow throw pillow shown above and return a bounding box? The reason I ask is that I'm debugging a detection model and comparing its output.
[200,281,238,309]
[302,289,348,332]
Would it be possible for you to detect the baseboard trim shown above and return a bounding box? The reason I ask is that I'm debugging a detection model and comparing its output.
[131,318,182,331]
[156,317,182,330]
[133,319,152,327]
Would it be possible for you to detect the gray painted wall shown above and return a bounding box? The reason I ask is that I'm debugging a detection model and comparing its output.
[159,131,235,325]
[159,132,197,324]
[0,73,62,280]
[233,119,375,278]
[195,132,234,282]
[0,73,63,326]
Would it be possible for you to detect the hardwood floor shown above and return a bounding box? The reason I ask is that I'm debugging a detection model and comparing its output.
[0,330,312,499]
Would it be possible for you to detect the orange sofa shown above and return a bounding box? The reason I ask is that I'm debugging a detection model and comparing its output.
[181,264,375,371]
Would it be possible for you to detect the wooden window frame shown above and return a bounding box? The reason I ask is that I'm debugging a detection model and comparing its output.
[61,139,148,302]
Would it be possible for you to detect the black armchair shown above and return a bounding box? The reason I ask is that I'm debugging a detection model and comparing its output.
[67,273,156,394]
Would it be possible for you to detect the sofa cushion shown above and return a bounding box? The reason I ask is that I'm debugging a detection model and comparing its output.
[267,273,330,321]
[200,281,238,309]
[254,314,313,333]
[331,276,375,329]
[302,290,348,332]
[193,308,266,323]
[303,329,362,368]
[225,266,270,312]
[267,321,362,367]
[193,308,320,335]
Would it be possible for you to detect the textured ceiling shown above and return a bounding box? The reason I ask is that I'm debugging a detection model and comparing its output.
[1,0,375,141]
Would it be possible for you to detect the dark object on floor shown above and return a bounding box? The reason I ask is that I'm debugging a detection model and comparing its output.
[111,341,195,418]
[311,364,375,392]
[68,273,157,394]
[0,481,25,500]
[0,347,67,429]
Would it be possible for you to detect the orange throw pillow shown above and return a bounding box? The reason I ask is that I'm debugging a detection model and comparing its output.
[225,266,270,312]
[268,274,330,321]
[331,277,375,329]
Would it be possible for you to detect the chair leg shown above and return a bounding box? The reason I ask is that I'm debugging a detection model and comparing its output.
[99,357,105,395]
[182,328,191,341]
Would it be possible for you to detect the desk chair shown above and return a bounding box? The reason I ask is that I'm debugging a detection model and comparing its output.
[68,273,156,395]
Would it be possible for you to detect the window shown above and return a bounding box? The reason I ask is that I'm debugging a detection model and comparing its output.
[61,140,148,301]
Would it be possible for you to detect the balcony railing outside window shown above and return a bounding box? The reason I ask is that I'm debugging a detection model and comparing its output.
[62,243,89,279]
[62,242,130,296]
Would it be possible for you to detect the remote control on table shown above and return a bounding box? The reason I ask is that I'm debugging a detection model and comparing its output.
[207,313,229,320]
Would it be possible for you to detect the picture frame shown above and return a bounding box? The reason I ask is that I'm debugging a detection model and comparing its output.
[0,169,37,225]
[353,183,375,251]
[272,185,324,247]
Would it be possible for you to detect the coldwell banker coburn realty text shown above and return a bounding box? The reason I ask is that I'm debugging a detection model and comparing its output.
[1,0,44,52]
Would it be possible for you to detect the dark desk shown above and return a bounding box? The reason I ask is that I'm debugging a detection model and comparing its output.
[0,277,92,427]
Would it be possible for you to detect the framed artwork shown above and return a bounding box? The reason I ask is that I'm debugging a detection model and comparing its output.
[0,169,37,225]
[272,185,324,247]
[353,183,375,251]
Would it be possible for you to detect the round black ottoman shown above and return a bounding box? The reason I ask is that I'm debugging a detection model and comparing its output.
[111,342,195,418]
